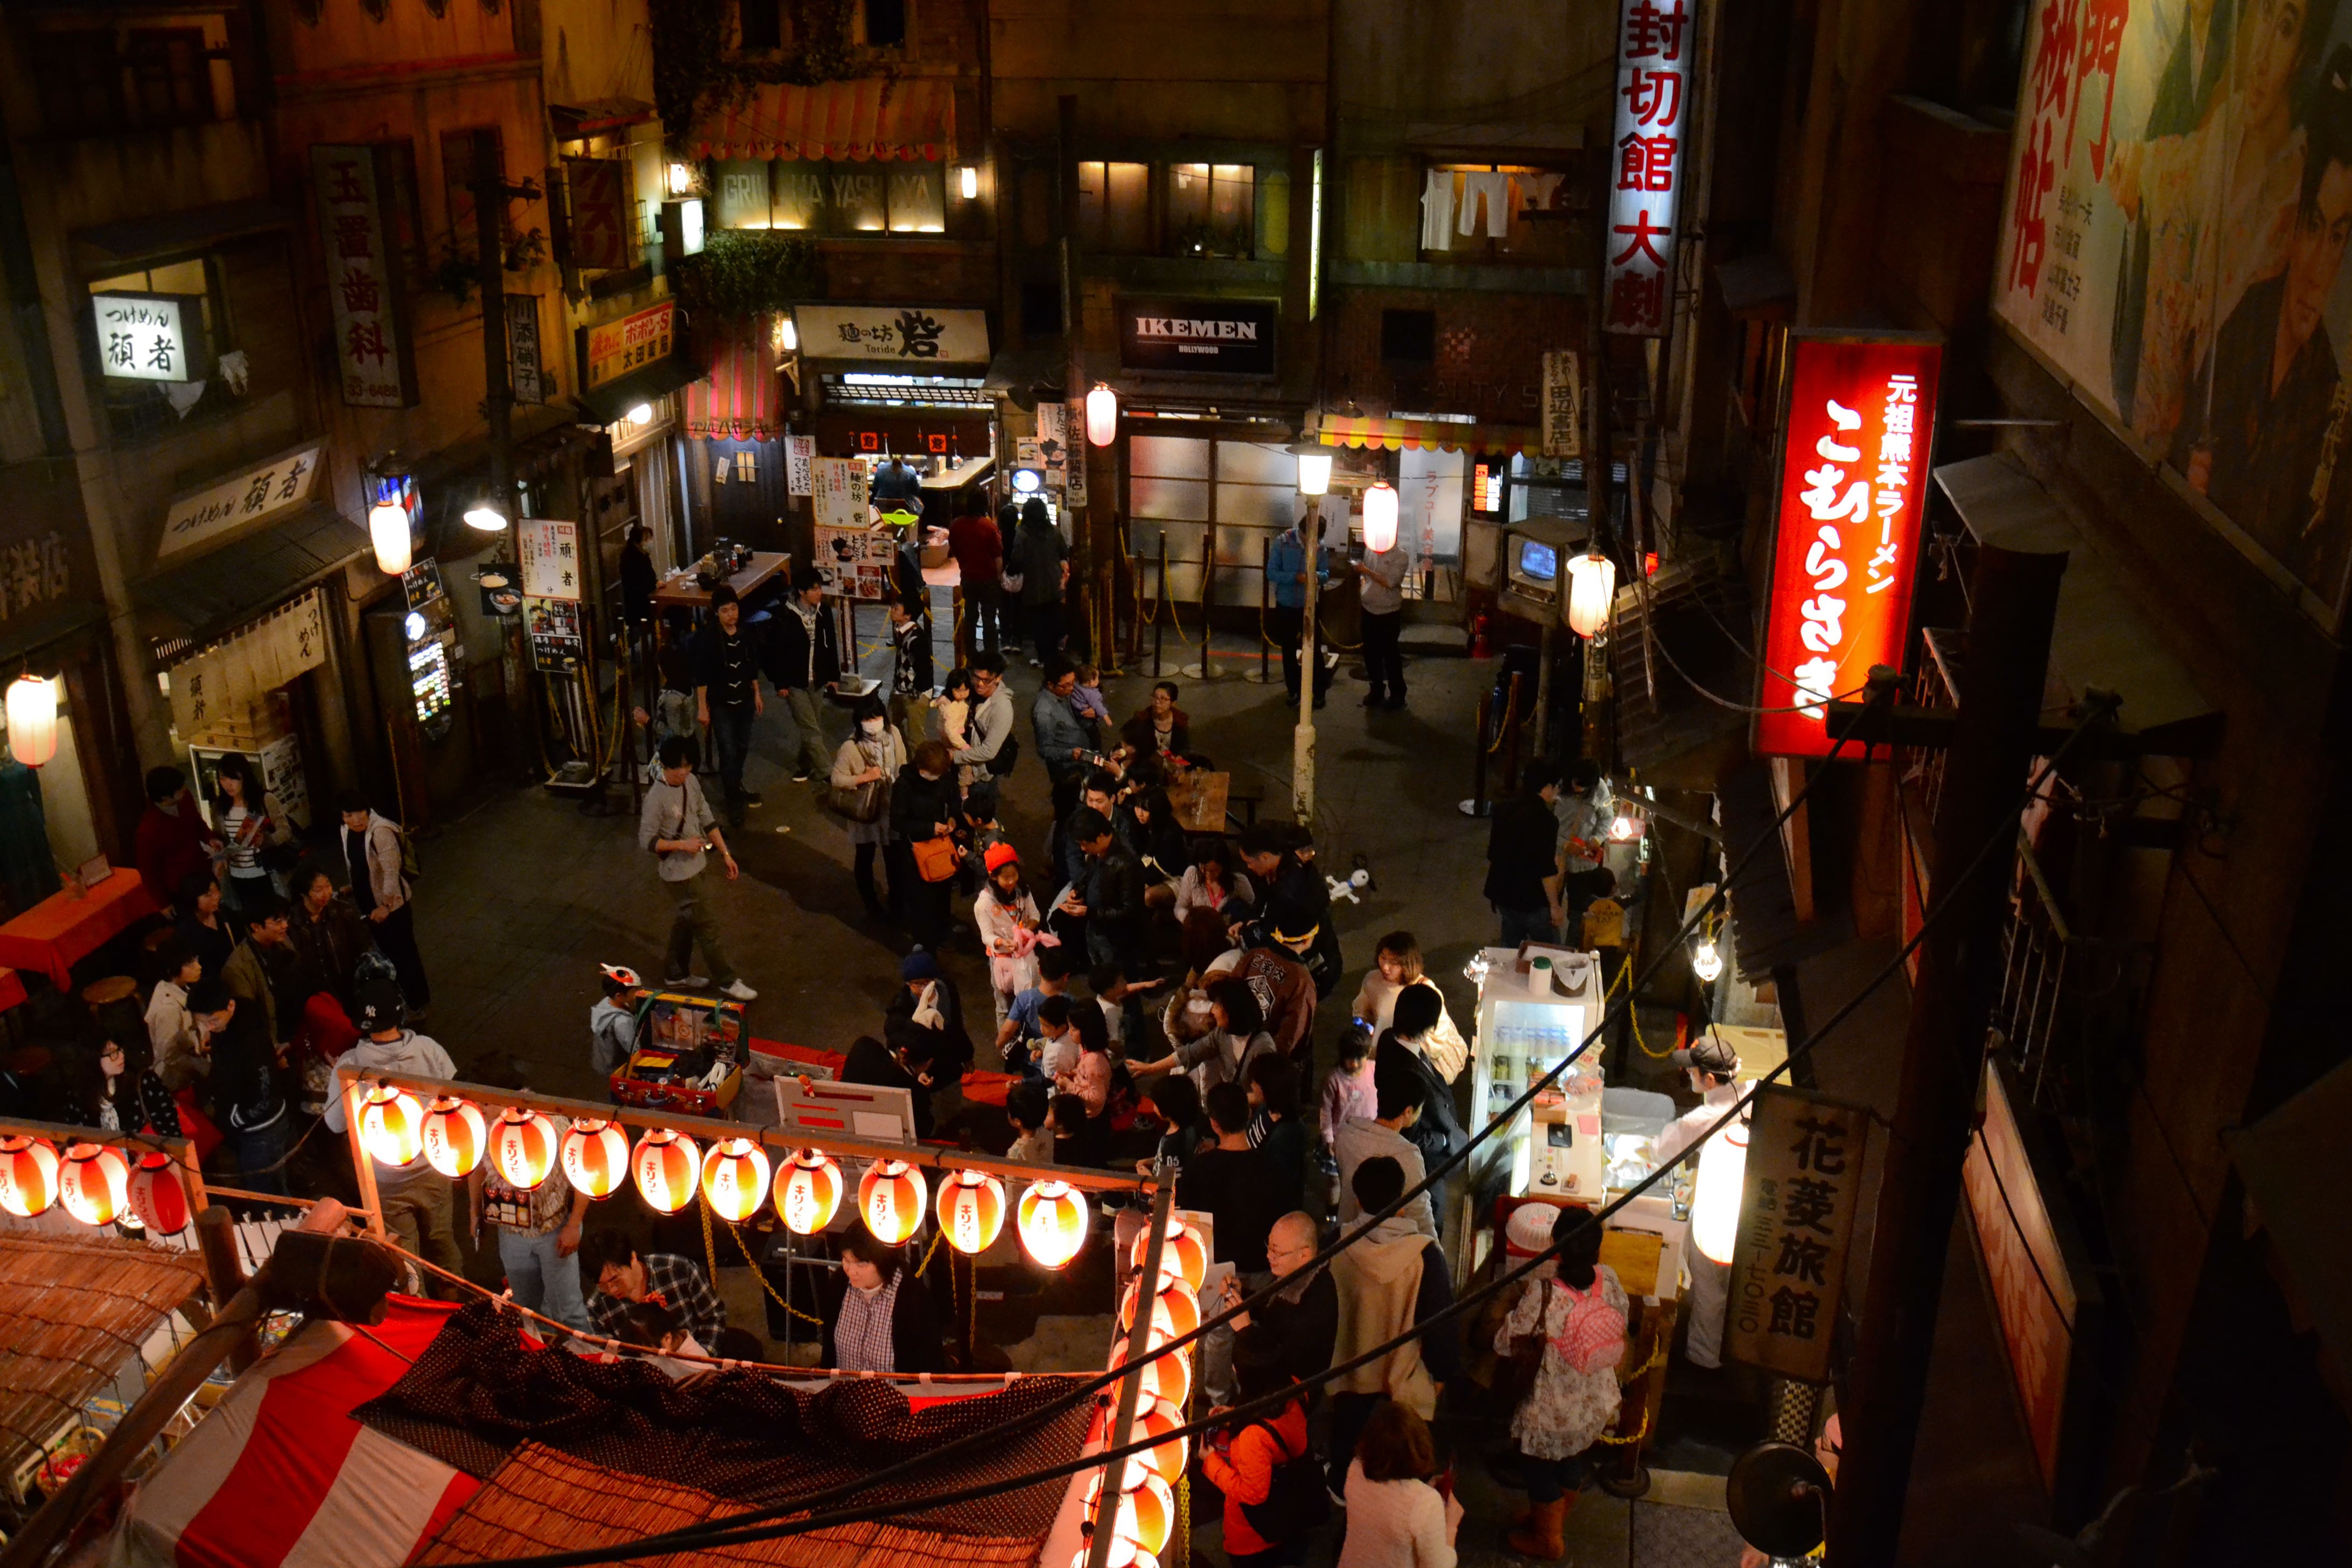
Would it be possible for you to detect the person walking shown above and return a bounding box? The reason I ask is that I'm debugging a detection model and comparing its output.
[1266,509,1334,707]
[691,583,764,826]
[1011,496,1067,667]
[321,978,463,1283]
[831,695,907,920]
[948,494,1004,654]
[889,740,964,952]
[639,734,756,1000]
[1494,1207,1628,1558]
[1355,529,1411,710]
[1326,1154,1459,1490]
[768,569,841,783]
[467,1056,592,1333]
[338,791,430,1019]
[1487,759,1567,947]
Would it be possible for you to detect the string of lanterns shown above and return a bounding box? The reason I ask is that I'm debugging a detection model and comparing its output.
[1,1135,192,1234]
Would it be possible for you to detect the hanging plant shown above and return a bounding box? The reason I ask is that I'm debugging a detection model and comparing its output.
[649,0,891,156]
[671,230,823,319]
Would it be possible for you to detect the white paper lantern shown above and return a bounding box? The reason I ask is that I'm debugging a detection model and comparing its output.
[369,500,412,576]
[1565,549,1617,639]
[6,674,57,768]
[1690,1117,1751,1265]
[1362,481,1399,554]
[1086,383,1119,448]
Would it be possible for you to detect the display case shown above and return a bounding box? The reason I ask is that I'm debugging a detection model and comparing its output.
[1468,943,1608,1200]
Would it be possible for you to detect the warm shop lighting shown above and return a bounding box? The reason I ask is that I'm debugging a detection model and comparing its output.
[561,1119,629,1199]
[860,1159,928,1245]
[1362,481,1399,554]
[1086,383,1119,448]
[421,1096,487,1178]
[1692,937,1724,984]
[1690,1117,1752,1265]
[1127,1217,1208,1293]
[775,316,799,352]
[0,1136,59,1218]
[369,498,412,576]
[127,1153,191,1233]
[491,1107,559,1191]
[1286,440,1333,497]
[1566,549,1617,639]
[702,1138,772,1224]
[632,1128,701,1214]
[667,161,693,197]
[464,498,510,533]
[1017,1179,1090,1268]
[937,1168,1007,1255]
[775,1148,843,1235]
[58,1143,130,1227]
[6,674,57,768]
[1085,1464,1176,1559]
[627,403,655,427]
[358,1082,425,1167]
[958,164,979,200]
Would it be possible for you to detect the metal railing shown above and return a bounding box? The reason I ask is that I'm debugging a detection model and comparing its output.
[1993,832,2074,1108]
[1904,627,1963,829]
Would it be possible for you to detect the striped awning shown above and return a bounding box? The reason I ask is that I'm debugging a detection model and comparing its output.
[697,78,955,162]
[1314,414,1544,454]
[683,315,786,442]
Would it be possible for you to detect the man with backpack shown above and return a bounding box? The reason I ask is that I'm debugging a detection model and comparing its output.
[949,651,1018,789]
[338,791,430,1022]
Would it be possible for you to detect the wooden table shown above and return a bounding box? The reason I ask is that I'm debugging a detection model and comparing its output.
[1168,771,1231,835]
[0,870,160,991]
[650,550,792,611]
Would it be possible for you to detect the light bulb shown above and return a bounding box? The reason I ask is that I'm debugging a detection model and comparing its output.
[464,500,509,532]
[1691,939,1724,984]
[628,403,655,426]
[958,164,979,200]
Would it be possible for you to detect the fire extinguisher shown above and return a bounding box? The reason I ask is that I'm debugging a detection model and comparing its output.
[1470,610,1494,660]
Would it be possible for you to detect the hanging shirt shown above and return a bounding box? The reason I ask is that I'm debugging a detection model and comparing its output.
[1421,169,1456,251]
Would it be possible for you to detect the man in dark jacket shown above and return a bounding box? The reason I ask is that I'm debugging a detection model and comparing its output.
[136,767,221,914]
[1230,1209,1338,1388]
[1064,807,1145,976]
[1487,758,1566,946]
[691,583,764,825]
[1384,988,1466,1226]
[765,571,839,783]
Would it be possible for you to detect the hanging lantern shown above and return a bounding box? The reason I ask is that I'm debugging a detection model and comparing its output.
[1286,440,1333,497]
[1109,1329,1192,1409]
[1361,481,1399,554]
[0,1136,60,1219]
[420,1097,487,1178]
[1069,1543,1157,1568]
[1085,383,1119,448]
[1017,1180,1091,1269]
[1127,1217,1209,1294]
[701,1137,772,1224]
[1118,1275,1202,1341]
[1130,1395,1190,1487]
[6,673,57,769]
[368,499,412,576]
[859,1159,928,1245]
[58,1143,130,1227]
[1085,1465,1176,1559]
[1690,1117,1752,1265]
[1691,937,1725,984]
[561,1119,631,1199]
[774,1148,844,1235]
[632,1128,702,1214]
[491,1107,560,1191]
[356,1082,425,1167]
[127,1153,192,1234]
[1565,549,1618,639]
[937,1168,1006,1255]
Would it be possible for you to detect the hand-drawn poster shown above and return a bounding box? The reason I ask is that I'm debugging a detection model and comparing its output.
[815,526,897,601]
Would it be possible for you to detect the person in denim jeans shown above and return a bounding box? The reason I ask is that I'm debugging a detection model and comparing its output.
[691,583,763,828]
[467,1056,592,1333]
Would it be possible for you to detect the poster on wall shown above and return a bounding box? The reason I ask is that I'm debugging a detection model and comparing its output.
[517,518,582,600]
[524,595,584,671]
[1995,0,2352,621]
[786,434,815,497]
[1725,1086,1870,1383]
[815,526,896,601]
[1036,402,1069,481]
[811,457,869,532]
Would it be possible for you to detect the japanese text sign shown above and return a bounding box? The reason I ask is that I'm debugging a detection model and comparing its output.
[811,457,869,534]
[1725,1086,1870,1383]
[1542,351,1585,458]
[1603,0,1694,336]
[159,442,327,562]
[793,304,991,364]
[508,295,546,405]
[525,596,585,671]
[786,435,815,498]
[311,144,416,409]
[1963,1060,2076,1483]
[816,526,897,602]
[517,518,582,601]
[1756,334,1942,756]
[92,293,207,383]
[580,300,676,393]
[564,157,633,272]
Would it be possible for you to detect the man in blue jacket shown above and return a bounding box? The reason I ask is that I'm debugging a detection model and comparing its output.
[1265,509,1335,707]
[1032,657,1100,821]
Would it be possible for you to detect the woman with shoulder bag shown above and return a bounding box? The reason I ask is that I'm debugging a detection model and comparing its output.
[831,696,907,919]
[1493,1205,1629,1559]
[889,740,965,953]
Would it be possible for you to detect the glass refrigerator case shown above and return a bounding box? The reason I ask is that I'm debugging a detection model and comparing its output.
[1468,944,1608,1201]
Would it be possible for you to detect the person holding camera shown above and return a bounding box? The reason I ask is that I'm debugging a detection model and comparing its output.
[638,734,755,1001]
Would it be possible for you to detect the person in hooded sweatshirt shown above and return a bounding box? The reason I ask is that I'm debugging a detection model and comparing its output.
[321,976,461,1284]
[1325,1154,1459,1492]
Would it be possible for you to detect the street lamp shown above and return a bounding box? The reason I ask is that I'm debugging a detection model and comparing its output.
[1287,440,1333,497]
[464,496,509,533]
[1281,441,1335,821]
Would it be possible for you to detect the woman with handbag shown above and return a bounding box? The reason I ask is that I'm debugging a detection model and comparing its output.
[1493,1206,1629,1559]
[831,696,907,920]
[972,843,1043,1027]
[888,740,965,953]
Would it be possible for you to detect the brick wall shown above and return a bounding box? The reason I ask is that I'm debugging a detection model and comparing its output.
[1326,287,1584,426]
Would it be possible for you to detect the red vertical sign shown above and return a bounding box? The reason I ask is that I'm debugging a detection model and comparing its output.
[1755,334,1942,756]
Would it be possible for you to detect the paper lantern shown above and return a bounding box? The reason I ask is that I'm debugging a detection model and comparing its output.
[937,1168,1006,1255]
[1109,1331,1192,1410]
[561,1119,630,1199]
[702,1137,772,1224]
[1127,1218,1208,1293]
[6,673,57,768]
[1131,1395,1190,1487]
[128,1153,191,1234]
[490,1107,559,1191]
[859,1159,928,1245]
[1690,1117,1752,1265]
[1086,383,1119,447]
[0,1136,60,1218]
[1086,1465,1175,1559]
[632,1129,701,1214]
[1565,549,1618,639]
[1118,1275,1202,1341]
[357,1082,424,1168]
[1362,481,1399,554]
[421,1097,487,1178]
[775,1149,844,1235]
[1017,1180,1090,1269]
[369,499,412,576]
[58,1143,129,1227]
[1070,1544,1157,1568]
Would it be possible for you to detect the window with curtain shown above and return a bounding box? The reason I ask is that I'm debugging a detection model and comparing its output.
[1077,162,1153,254]
[1167,164,1254,258]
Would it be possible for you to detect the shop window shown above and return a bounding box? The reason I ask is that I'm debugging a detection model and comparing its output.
[767,160,946,234]
[84,255,220,438]
[1077,162,1153,254]
[1167,163,1254,258]
[739,0,781,50]
[860,0,908,48]
[886,164,945,232]
[1420,163,1573,264]
[1382,309,1436,366]
[32,31,126,138]
[829,166,888,232]
[773,161,825,230]
[126,30,211,129]
[712,159,772,228]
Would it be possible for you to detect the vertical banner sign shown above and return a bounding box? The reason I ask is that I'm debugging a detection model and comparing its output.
[312,144,417,408]
[1755,334,1943,756]
[785,435,815,497]
[563,158,633,272]
[1725,1086,1869,1383]
[1035,403,1069,482]
[811,457,869,533]
[1603,0,1692,336]
[1963,1062,2076,1484]
[517,519,582,600]
[1542,351,1585,458]
[507,296,546,405]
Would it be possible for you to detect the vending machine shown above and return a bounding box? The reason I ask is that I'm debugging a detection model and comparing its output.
[1468,944,1608,1201]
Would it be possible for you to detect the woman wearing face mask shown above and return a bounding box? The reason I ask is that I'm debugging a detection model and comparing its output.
[822,1228,946,1373]
[974,843,1044,1028]
[831,695,908,920]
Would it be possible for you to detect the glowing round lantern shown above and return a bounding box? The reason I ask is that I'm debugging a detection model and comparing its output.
[0,1136,59,1219]
[1017,1179,1090,1269]
[1085,1465,1175,1559]
[127,1153,192,1233]
[490,1107,559,1191]
[1131,1395,1190,1487]
[936,1168,1006,1255]
[859,1159,928,1245]
[1690,1116,1751,1265]
[1085,382,1119,447]
[701,1137,772,1224]
[1361,481,1399,555]
[775,1149,844,1235]
[632,1129,701,1214]
[1119,1275,1202,1341]
[6,673,57,768]
[369,499,412,576]
[420,1096,487,1178]
[58,1143,130,1226]
[1109,1326,1192,1409]
[356,1082,424,1167]
[1565,549,1618,639]
[1070,1544,1157,1568]
[1127,1218,1208,1293]
[561,1119,630,1199]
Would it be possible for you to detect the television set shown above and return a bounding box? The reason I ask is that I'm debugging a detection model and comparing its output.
[1507,536,1561,603]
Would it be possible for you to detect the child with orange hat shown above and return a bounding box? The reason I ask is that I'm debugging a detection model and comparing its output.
[973,843,1046,1031]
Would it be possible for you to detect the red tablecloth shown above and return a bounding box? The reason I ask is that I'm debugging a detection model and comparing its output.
[0,968,25,1013]
[0,869,159,990]
[752,1038,1018,1108]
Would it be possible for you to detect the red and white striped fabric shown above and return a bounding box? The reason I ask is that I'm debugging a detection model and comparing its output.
[696,78,954,162]
[106,1297,477,1568]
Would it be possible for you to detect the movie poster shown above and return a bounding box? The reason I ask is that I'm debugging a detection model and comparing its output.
[1994,0,2352,621]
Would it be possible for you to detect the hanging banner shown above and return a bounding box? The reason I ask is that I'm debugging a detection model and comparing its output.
[1542,351,1585,458]
[786,434,815,496]
[517,518,582,601]
[811,456,869,533]
[1755,333,1942,757]
[1725,1086,1870,1383]
[579,299,676,395]
[1036,403,1069,482]
[311,144,418,408]
[507,295,547,405]
[524,596,585,671]
[1601,0,1695,337]
[563,157,633,272]
[167,591,328,740]
[815,526,897,601]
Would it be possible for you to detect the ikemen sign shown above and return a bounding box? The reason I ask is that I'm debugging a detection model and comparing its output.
[1755,332,1942,757]
[1118,298,1278,375]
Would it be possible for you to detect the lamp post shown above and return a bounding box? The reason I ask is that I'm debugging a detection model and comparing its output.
[1284,441,1332,821]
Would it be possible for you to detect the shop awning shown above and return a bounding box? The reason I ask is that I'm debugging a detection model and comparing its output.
[73,198,295,262]
[1314,414,1544,454]
[134,503,367,648]
[695,78,955,162]
[575,348,704,430]
[548,96,654,138]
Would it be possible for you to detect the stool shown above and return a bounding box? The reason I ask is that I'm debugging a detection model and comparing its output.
[81,975,137,1010]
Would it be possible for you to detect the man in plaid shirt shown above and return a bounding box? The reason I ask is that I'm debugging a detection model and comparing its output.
[577,1233,728,1349]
